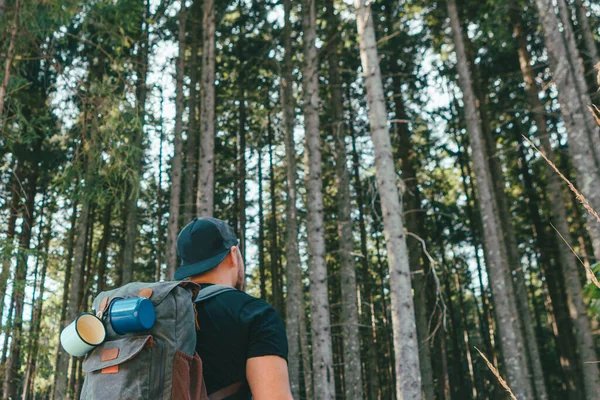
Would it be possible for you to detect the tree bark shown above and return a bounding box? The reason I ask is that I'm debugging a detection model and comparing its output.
[54,104,94,399]
[555,0,600,162]
[355,1,421,398]
[267,111,283,315]
[51,200,77,400]
[513,13,600,388]
[302,0,335,397]
[350,126,380,400]
[455,271,478,399]
[556,0,598,104]
[453,126,497,368]
[166,4,187,279]
[325,2,363,397]
[509,9,586,397]
[237,88,246,264]
[464,26,548,397]
[0,0,19,128]
[0,162,21,333]
[121,0,150,284]
[3,163,38,399]
[446,0,535,398]
[96,201,113,294]
[22,199,53,400]
[534,0,600,267]
[155,87,165,282]
[197,0,215,217]
[182,0,201,224]
[573,0,600,71]
[391,88,435,400]
[280,2,304,395]
[257,148,267,300]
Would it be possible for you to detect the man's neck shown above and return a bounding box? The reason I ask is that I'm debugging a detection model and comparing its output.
[190,276,232,287]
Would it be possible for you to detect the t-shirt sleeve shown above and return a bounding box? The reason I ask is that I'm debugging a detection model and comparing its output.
[240,299,288,361]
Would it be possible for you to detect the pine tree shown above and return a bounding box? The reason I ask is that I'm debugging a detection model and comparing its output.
[355,1,421,398]
[446,0,534,397]
[281,1,304,397]
[302,0,336,397]
[166,3,187,279]
[197,0,216,217]
[325,1,363,398]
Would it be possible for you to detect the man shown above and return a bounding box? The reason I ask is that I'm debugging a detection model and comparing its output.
[174,217,293,400]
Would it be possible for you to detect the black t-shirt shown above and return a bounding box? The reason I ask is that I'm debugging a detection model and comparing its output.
[195,284,288,399]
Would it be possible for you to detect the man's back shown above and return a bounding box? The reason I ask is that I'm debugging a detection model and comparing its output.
[195,284,288,399]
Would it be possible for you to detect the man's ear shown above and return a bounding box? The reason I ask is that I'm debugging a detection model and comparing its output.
[229,246,239,269]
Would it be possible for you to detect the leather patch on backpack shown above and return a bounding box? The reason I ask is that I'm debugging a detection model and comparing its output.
[138,288,153,299]
[101,348,119,362]
[97,296,109,318]
[101,365,119,374]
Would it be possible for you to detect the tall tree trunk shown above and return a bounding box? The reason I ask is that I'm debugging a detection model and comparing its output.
[534,0,600,269]
[483,121,548,399]
[573,0,600,71]
[355,1,421,398]
[197,0,215,217]
[513,10,600,388]
[54,106,94,399]
[455,271,478,399]
[446,0,534,398]
[3,164,38,400]
[554,0,600,163]
[1,298,13,366]
[280,1,303,395]
[51,200,77,400]
[515,128,583,398]
[237,87,246,264]
[372,224,396,398]
[465,26,548,396]
[257,148,267,300]
[0,163,21,332]
[0,0,19,127]
[155,87,165,282]
[391,87,435,400]
[235,3,247,264]
[325,2,363,397]
[302,0,335,397]
[299,309,313,400]
[20,193,46,400]
[453,127,496,368]
[166,4,187,279]
[121,0,150,284]
[439,246,468,399]
[509,9,586,396]
[96,201,113,294]
[350,126,380,400]
[267,111,283,315]
[182,0,201,224]
[22,200,53,400]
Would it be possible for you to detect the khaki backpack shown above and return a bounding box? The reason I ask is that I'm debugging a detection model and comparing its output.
[80,281,241,400]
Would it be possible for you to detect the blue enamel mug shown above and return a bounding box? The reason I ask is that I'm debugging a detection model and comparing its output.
[108,297,156,335]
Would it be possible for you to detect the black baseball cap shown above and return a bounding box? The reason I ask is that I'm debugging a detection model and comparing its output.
[174,217,239,280]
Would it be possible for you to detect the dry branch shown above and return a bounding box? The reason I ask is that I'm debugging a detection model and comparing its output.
[523,135,600,289]
[475,347,518,400]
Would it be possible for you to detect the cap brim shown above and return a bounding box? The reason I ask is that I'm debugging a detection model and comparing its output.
[174,248,230,280]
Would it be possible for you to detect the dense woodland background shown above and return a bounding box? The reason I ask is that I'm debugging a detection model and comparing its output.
[1,0,600,399]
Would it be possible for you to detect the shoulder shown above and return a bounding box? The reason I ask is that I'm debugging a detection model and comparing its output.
[207,289,273,317]
[235,294,278,321]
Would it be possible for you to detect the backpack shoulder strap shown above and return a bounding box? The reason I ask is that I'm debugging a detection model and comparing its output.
[194,284,236,303]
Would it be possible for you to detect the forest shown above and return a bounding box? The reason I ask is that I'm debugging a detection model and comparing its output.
[1,0,600,398]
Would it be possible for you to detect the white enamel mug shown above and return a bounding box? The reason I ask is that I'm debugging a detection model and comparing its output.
[60,313,106,357]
